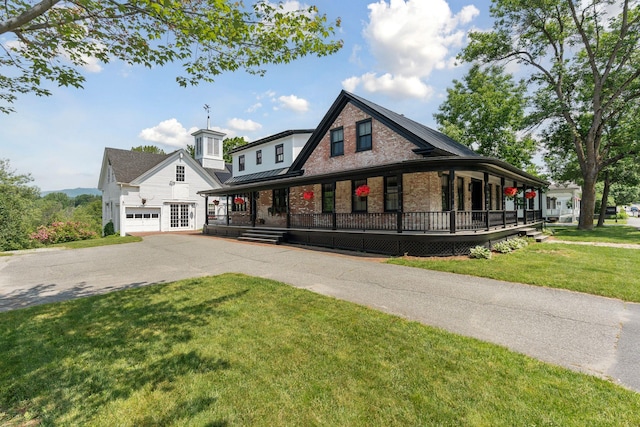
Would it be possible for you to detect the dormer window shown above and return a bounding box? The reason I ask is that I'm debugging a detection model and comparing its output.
[256,150,262,165]
[176,165,185,182]
[239,155,245,172]
[275,144,284,163]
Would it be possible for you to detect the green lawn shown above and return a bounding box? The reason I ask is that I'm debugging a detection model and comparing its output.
[51,235,142,249]
[389,243,640,302]
[2,274,639,426]
[547,225,640,244]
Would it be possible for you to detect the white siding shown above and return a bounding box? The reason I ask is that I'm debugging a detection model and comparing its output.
[232,132,311,177]
[100,151,221,236]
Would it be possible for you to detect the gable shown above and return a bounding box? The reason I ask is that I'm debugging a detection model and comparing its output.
[301,102,423,177]
[290,91,480,177]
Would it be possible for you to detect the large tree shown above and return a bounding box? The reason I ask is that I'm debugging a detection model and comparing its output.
[462,0,640,230]
[131,145,166,155]
[223,136,248,163]
[434,64,537,171]
[0,159,39,250]
[0,0,342,113]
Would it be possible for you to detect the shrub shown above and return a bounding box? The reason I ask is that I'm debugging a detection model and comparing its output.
[103,220,115,237]
[29,221,98,245]
[469,245,492,259]
[507,237,528,250]
[492,241,512,254]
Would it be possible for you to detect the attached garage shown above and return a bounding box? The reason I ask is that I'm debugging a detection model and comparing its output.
[125,208,161,233]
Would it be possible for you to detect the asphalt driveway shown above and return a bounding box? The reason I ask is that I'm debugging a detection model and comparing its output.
[1,233,639,392]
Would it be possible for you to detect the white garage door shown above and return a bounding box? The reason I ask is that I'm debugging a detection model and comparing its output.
[125,208,161,232]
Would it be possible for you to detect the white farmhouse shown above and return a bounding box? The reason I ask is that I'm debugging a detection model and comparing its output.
[543,182,582,223]
[98,129,231,236]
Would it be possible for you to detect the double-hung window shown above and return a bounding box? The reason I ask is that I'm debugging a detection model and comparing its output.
[275,144,284,163]
[384,176,398,211]
[352,179,368,212]
[330,128,344,157]
[238,155,245,172]
[457,177,465,210]
[256,150,262,165]
[322,183,334,213]
[356,119,372,151]
[176,165,185,182]
[273,188,287,214]
[441,174,450,211]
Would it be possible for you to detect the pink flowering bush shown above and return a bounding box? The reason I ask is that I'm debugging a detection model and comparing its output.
[29,221,98,245]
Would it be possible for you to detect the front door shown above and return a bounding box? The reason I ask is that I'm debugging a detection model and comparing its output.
[170,203,190,229]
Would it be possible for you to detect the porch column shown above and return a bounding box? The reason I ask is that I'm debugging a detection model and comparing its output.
[396,173,403,233]
[513,181,518,226]
[538,187,543,221]
[205,196,209,226]
[449,169,456,234]
[251,191,257,228]
[332,181,337,230]
[522,185,528,224]
[286,187,291,229]
[501,177,506,228]
[226,195,230,226]
[484,172,490,231]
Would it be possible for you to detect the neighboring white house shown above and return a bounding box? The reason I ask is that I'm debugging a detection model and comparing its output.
[543,182,582,223]
[98,128,231,236]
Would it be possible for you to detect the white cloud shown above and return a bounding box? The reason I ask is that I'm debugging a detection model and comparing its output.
[227,118,263,132]
[246,102,262,113]
[345,0,479,97]
[138,118,197,148]
[365,0,478,77]
[277,95,310,112]
[342,73,433,99]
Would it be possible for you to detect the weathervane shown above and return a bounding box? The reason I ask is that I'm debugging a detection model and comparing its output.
[204,104,210,129]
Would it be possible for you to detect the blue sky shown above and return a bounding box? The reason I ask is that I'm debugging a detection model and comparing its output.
[0,0,493,192]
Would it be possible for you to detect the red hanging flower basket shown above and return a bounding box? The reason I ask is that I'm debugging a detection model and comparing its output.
[234,197,245,204]
[355,184,370,197]
[525,190,537,199]
[303,191,314,200]
[503,187,518,197]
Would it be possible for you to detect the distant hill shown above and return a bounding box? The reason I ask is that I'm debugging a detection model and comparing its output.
[41,188,101,198]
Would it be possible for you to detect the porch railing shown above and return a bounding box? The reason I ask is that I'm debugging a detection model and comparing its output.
[284,210,534,232]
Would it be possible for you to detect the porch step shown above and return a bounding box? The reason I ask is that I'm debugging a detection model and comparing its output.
[519,228,549,242]
[237,229,286,245]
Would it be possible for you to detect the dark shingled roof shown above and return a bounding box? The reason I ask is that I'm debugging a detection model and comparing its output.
[105,148,169,183]
[206,163,233,185]
[346,91,480,157]
[290,90,480,172]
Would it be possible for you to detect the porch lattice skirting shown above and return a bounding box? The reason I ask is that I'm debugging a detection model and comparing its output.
[203,220,543,257]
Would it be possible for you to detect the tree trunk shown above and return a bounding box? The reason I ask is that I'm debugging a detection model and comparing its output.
[597,171,610,227]
[578,172,598,230]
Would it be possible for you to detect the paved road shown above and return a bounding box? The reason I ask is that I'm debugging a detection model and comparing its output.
[1,233,639,393]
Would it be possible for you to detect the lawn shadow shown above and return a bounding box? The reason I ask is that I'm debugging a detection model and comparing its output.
[0,281,159,313]
[0,281,248,425]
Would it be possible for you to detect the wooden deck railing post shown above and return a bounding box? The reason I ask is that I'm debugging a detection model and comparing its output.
[397,173,403,233]
[449,169,456,234]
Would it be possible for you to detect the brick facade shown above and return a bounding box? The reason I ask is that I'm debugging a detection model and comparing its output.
[302,102,422,177]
